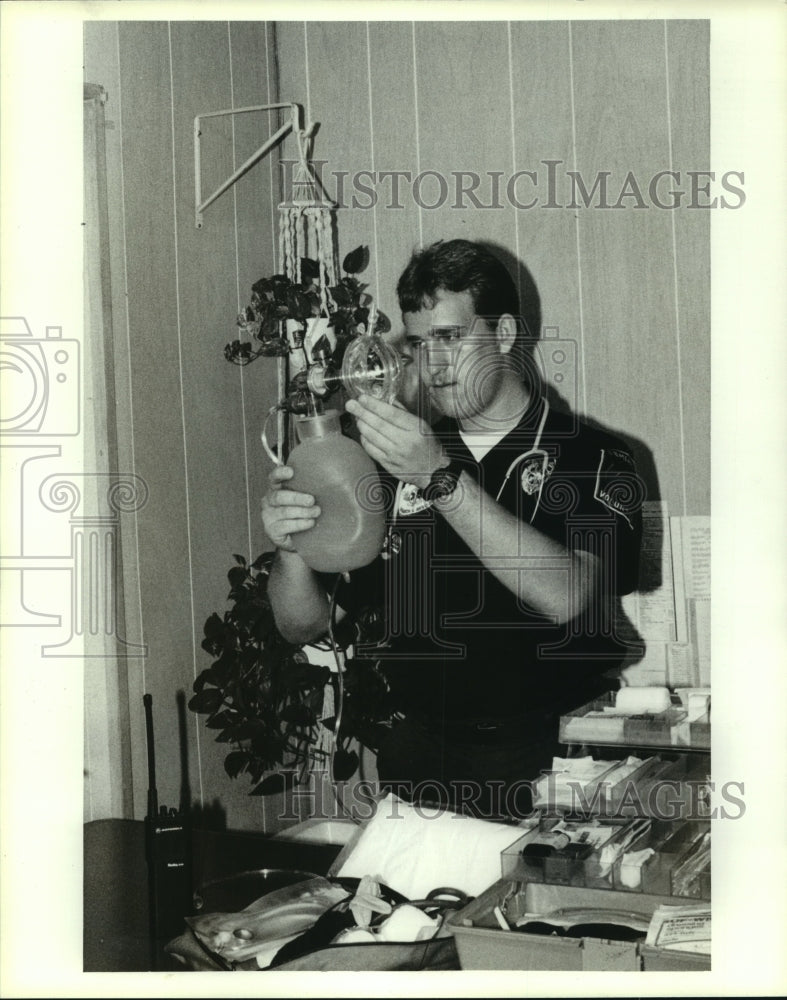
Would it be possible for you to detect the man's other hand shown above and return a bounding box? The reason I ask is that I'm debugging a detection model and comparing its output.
[261,466,321,551]
[345,395,447,489]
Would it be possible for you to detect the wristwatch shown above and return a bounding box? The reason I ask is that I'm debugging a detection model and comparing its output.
[423,456,463,503]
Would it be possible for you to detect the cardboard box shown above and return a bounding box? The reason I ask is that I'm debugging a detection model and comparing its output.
[446,878,710,971]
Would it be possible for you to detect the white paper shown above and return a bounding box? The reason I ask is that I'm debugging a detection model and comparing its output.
[681,517,711,601]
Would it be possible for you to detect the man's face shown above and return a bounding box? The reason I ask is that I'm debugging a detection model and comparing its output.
[403,289,505,424]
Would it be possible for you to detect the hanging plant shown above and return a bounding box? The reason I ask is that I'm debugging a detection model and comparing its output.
[201,151,395,794]
[189,552,395,793]
[224,245,389,371]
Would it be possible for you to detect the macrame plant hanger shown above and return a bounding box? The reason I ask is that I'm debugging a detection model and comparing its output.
[279,125,338,305]
[194,102,341,766]
[194,100,338,459]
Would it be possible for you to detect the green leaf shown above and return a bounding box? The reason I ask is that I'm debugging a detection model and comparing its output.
[285,662,330,689]
[209,655,237,687]
[286,287,312,320]
[246,758,266,785]
[188,688,223,714]
[310,333,332,360]
[375,310,391,333]
[227,564,249,588]
[300,257,320,281]
[280,703,316,726]
[250,770,297,796]
[251,731,285,764]
[353,721,392,753]
[332,748,359,782]
[239,644,262,669]
[192,670,210,694]
[251,277,275,297]
[233,553,247,566]
[340,275,361,293]
[307,688,326,713]
[205,709,236,730]
[342,245,370,275]
[203,612,226,640]
[224,750,251,779]
[221,720,263,743]
[329,284,352,307]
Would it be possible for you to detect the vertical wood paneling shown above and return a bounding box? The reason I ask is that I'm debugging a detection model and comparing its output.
[367,21,424,322]
[272,20,309,179]
[118,21,195,813]
[86,18,711,828]
[414,22,518,255]
[226,24,291,832]
[301,23,378,274]
[169,21,257,827]
[666,20,711,516]
[570,20,684,514]
[84,23,148,819]
[230,22,282,562]
[509,21,582,406]
[250,20,316,828]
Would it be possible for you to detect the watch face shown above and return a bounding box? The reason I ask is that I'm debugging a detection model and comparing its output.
[425,468,459,501]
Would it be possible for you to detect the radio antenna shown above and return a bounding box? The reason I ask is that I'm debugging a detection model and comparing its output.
[143,693,159,819]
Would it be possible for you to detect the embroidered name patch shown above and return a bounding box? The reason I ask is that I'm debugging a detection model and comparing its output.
[593,448,639,527]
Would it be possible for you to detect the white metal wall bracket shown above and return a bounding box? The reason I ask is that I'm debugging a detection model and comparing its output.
[194,102,311,228]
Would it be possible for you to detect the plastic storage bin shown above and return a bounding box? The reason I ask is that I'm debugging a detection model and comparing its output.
[501,816,651,890]
[558,692,711,751]
[532,754,691,817]
[446,878,710,971]
[640,820,711,900]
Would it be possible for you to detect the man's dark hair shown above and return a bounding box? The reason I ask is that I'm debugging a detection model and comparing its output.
[397,238,520,326]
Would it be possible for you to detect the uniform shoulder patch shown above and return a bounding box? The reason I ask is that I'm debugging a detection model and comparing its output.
[593,447,640,527]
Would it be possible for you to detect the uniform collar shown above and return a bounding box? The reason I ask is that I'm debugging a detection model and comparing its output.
[436,394,550,458]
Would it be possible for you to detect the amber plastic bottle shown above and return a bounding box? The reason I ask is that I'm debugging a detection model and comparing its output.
[287,410,386,573]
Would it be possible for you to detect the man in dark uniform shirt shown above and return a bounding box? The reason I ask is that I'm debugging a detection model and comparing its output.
[263,239,643,818]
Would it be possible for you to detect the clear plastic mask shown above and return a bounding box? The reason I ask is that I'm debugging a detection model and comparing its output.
[340,333,405,404]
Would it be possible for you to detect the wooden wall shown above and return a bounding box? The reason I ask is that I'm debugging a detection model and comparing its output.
[84,21,283,831]
[84,18,710,832]
[277,19,710,516]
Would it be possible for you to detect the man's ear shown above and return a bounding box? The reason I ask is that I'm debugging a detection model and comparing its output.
[495,313,517,355]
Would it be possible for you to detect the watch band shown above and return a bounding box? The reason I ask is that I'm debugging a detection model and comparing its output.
[423,456,463,502]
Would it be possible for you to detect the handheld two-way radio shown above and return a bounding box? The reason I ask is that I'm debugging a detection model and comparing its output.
[143,693,192,968]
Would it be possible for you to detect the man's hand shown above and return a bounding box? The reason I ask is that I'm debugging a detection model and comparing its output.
[345,394,447,489]
[261,465,321,550]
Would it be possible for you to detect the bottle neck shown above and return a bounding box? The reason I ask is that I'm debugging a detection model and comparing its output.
[294,410,342,443]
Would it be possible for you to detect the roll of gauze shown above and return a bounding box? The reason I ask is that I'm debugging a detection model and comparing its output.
[615,686,671,714]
